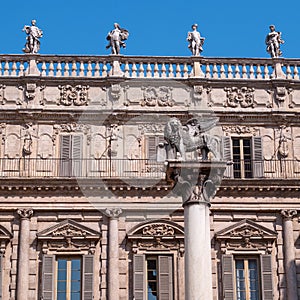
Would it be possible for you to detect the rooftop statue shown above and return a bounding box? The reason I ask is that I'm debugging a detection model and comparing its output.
[187,24,205,56]
[164,117,220,160]
[265,25,284,58]
[106,23,129,55]
[22,20,43,54]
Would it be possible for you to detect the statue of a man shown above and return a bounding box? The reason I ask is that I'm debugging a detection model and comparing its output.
[22,20,43,54]
[106,23,129,55]
[265,25,284,58]
[187,24,205,56]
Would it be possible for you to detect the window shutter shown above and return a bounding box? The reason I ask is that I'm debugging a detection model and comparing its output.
[71,135,83,177]
[147,136,157,160]
[60,135,71,176]
[133,254,145,300]
[222,255,234,300]
[252,136,264,178]
[42,255,54,300]
[260,255,273,300]
[222,137,233,178]
[83,255,94,300]
[158,256,173,300]
[0,255,2,299]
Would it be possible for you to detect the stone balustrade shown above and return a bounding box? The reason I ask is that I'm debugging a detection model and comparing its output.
[0,55,300,79]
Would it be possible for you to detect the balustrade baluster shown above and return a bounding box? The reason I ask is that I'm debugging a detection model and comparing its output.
[183,63,188,78]
[41,61,47,76]
[242,64,247,79]
[87,61,92,77]
[102,62,108,77]
[256,64,262,79]
[205,63,211,78]
[286,65,292,79]
[71,61,77,76]
[19,62,25,76]
[220,63,226,78]
[175,63,181,78]
[154,62,159,78]
[146,63,152,78]
[56,62,62,77]
[4,61,9,76]
[132,63,137,78]
[227,64,233,79]
[94,62,100,77]
[294,65,299,80]
[161,63,166,78]
[249,64,255,79]
[0,62,3,76]
[11,62,17,76]
[79,61,85,76]
[124,61,130,77]
[139,63,145,78]
[63,62,70,77]
[168,64,174,78]
[49,61,55,76]
[264,64,269,79]
[234,64,241,79]
[212,64,218,79]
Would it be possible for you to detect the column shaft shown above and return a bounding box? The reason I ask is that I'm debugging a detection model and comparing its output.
[184,202,212,300]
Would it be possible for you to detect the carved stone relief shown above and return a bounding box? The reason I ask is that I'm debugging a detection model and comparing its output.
[224,87,256,108]
[25,83,37,101]
[141,86,174,107]
[222,125,259,136]
[58,85,90,106]
[275,125,292,158]
[109,84,121,101]
[0,85,6,105]
[138,124,165,134]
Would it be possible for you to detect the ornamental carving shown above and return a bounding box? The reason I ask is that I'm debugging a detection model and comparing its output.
[193,85,203,100]
[25,83,37,101]
[53,123,91,134]
[224,87,255,108]
[142,224,175,236]
[17,208,33,219]
[141,86,174,107]
[0,85,6,104]
[52,224,86,237]
[104,208,122,219]
[138,124,165,134]
[276,125,292,158]
[109,84,121,101]
[222,125,259,136]
[58,85,89,106]
[281,209,297,220]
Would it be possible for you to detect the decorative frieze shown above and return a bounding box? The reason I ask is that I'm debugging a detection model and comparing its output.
[224,87,255,108]
[141,86,174,107]
[138,123,165,134]
[142,223,175,236]
[58,85,90,106]
[222,125,259,136]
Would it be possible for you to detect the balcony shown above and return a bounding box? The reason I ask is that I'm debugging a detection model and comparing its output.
[0,158,298,180]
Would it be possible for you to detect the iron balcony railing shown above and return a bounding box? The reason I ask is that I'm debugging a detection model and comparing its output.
[0,158,298,179]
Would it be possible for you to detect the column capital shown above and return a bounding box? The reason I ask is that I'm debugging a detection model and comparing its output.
[281,209,297,221]
[17,208,33,220]
[104,208,122,219]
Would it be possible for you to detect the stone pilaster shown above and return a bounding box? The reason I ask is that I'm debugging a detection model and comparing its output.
[105,208,122,300]
[281,209,298,300]
[16,208,33,300]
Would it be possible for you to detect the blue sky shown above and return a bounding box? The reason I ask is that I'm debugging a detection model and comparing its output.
[1,0,299,58]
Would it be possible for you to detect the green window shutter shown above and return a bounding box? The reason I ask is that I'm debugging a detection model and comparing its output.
[260,255,273,300]
[252,136,264,178]
[0,255,2,300]
[71,135,83,177]
[158,256,173,300]
[42,255,55,300]
[222,137,233,178]
[133,254,145,300]
[82,255,94,300]
[222,255,234,300]
[60,135,71,176]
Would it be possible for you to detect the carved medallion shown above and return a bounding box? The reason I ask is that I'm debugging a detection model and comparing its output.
[58,85,89,106]
[224,87,255,108]
[141,86,174,107]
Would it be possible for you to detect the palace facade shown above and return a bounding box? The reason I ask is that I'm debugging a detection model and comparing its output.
[0,54,299,300]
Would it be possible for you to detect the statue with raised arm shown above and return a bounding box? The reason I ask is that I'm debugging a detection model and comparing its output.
[265,25,284,58]
[22,20,43,54]
[106,23,129,55]
[187,24,205,56]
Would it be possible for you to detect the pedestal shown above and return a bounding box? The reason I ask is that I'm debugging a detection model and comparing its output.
[109,60,124,77]
[16,208,33,300]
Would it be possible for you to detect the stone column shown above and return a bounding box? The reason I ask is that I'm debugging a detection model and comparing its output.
[16,208,33,300]
[281,209,298,300]
[105,208,122,300]
[184,199,212,300]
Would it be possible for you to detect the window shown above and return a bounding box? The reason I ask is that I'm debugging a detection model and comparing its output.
[222,254,273,300]
[60,135,83,177]
[133,254,173,300]
[222,136,263,178]
[235,258,260,300]
[56,257,81,300]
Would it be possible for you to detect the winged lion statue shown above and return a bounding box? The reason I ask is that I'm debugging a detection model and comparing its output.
[164,117,220,160]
